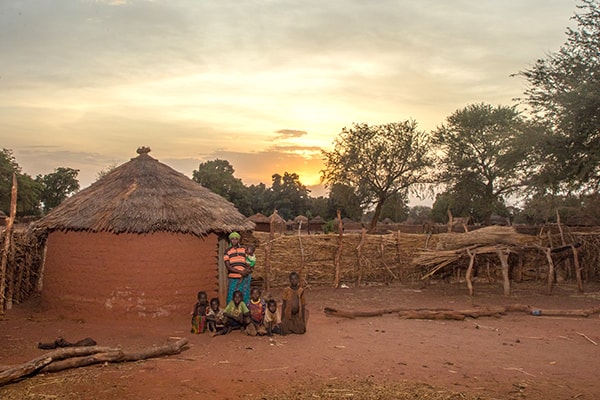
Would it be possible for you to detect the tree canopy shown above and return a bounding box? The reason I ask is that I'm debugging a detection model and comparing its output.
[0,148,42,216]
[432,103,528,223]
[518,0,600,193]
[36,167,80,213]
[321,121,432,232]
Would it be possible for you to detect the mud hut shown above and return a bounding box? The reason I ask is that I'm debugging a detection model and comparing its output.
[35,147,254,319]
[248,213,270,232]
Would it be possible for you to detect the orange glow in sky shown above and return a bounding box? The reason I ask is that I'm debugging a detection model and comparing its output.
[0,0,577,202]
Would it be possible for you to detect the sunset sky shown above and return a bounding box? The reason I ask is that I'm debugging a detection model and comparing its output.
[0,0,577,199]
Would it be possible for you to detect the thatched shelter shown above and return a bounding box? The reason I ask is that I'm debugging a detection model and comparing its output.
[35,147,254,319]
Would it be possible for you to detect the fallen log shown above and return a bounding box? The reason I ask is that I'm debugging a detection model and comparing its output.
[0,338,188,387]
[324,305,600,320]
[324,306,453,319]
[0,345,117,386]
[398,310,467,321]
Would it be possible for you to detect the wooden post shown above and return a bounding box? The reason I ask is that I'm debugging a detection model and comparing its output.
[0,174,17,316]
[572,244,583,293]
[355,227,366,287]
[217,238,228,307]
[266,213,276,292]
[465,248,475,296]
[333,210,342,288]
[497,249,511,296]
[296,227,305,286]
[447,209,453,233]
[543,247,555,295]
[395,230,404,281]
[515,251,523,282]
[5,239,15,309]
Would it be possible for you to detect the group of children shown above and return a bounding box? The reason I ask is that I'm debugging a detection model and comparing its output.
[191,271,307,336]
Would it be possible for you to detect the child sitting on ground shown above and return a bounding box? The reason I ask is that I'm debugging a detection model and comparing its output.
[281,272,307,334]
[191,291,209,334]
[223,290,251,332]
[264,298,282,336]
[206,297,228,336]
[246,287,267,336]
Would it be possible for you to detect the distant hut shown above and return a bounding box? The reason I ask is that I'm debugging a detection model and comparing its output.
[293,215,309,232]
[248,213,270,232]
[35,147,254,319]
[308,216,326,233]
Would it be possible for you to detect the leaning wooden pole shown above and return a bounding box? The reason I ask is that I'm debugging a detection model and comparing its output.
[543,247,555,295]
[497,249,511,296]
[265,214,275,292]
[465,248,475,296]
[333,210,342,288]
[0,174,17,316]
[572,244,583,293]
[355,227,366,287]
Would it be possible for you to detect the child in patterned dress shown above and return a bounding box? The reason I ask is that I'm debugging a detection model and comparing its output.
[191,291,209,334]
[246,287,267,336]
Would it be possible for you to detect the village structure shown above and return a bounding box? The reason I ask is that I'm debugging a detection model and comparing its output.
[0,147,599,390]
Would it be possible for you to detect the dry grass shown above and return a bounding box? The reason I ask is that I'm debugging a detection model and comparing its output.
[247,379,490,400]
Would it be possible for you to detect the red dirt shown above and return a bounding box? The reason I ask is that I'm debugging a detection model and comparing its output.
[1,281,600,399]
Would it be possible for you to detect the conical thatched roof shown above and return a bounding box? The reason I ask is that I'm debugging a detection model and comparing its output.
[248,213,269,223]
[36,148,255,236]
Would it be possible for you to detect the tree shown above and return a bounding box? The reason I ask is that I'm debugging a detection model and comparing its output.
[307,196,330,220]
[432,103,528,223]
[266,172,310,220]
[192,159,252,215]
[379,192,409,222]
[36,167,80,213]
[517,0,600,193]
[96,162,119,181]
[0,148,41,216]
[327,183,362,221]
[322,121,432,232]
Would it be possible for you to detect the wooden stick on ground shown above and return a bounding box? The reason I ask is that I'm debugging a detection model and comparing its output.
[576,332,598,345]
[0,338,188,386]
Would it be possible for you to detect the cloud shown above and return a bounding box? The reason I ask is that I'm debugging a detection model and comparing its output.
[275,129,308,139]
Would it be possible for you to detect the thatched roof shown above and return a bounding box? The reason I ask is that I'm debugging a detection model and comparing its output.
[248,213,269,223]
[294,215,308,223]
[36,148,255,236]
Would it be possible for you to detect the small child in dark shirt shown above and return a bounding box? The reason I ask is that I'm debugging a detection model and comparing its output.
[264,298,282,336]
[206,297,228,336]
[191,291,209,334]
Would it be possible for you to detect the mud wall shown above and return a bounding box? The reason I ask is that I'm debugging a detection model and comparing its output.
[41,231,218,319]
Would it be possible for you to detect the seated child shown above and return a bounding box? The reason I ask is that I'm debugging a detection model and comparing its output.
[264,298,282,336]
[206,297,228,336]
[223,290,251,332]
[281,272,307,334]
[191,291,209,334]
[246,287,267,336]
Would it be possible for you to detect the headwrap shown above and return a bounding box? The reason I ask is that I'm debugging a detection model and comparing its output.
[228,232,241,240]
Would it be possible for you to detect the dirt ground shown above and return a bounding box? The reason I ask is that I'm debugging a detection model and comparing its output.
[1,281,600,400]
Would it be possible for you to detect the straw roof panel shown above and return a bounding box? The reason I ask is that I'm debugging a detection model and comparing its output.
[36,151,254,236]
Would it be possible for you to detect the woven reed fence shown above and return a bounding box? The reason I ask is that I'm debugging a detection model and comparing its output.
[250,227,600,289]
[0,227,46,312]
[1,226,599,312]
